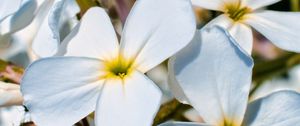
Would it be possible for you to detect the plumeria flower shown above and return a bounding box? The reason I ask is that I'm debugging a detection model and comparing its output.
[165,26,300,126]
[21,0,196,125]
[192,0,300,54]
[32,0,79,58]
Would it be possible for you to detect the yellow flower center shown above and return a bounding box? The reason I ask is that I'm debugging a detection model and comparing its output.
[218,118,239,126]
[225,3,251,21]
[104,56,133,79]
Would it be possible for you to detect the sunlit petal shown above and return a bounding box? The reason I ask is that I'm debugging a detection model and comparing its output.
[21,57,105,126]
[206,15,252,54]
[120,0,196,73]
[170,27,253,125]
[64,7,119,61]
[95,71,162,126]
[245,11,300,53]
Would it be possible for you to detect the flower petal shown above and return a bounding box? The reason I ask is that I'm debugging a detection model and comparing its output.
[64,7,119,60]
[206,15,253,54]
[158,121,210,126]
[32,0,79,57]
[120,0,196,73]
[8,0,37,33]
[245,11,300,53]
[244,0,280,10]
[229,23,253,54]
[0,82,23,107]
[0,106,25,126]
[169,27,253,125]
[243,90,300,126]
[191,0,224,11]
[0,0,37,34]
[0,0,22,20]
[95,71,162,126]
[21,57,105,126]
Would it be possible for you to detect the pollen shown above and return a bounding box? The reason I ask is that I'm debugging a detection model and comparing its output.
[104,56,133,79]
[225,3,251,21]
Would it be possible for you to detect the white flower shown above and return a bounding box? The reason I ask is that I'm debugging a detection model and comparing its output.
[21,0,196,125]
[192,0,300,54]
[166,26,300,126]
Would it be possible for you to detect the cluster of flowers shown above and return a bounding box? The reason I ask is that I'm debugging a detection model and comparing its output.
[1,0,300,126]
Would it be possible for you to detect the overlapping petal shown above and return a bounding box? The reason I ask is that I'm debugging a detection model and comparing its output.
[0,0,37,35]
[245,11,300,53]
[120,0,196,73]
[206,15,253,54]
[169,27,253,125]
[243,90,300,125]
[95,71,162,126]
[32,0,80,57]
[229,22,253,54]
[21,57,105,126]
[0,0,22,20]
[64,7,119,61]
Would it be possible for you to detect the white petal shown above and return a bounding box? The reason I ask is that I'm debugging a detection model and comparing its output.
[245,11,300,53]
[0,0,37,34]
[169,43,198,105]
[21,57,105,126]
[158,121,210,126]
[0,106,25,126]
[244,0,280,10]
[0,0,22,20]
[243,90,300,126]
[32,0,79,57]
[206,15,253,54]
[8,0,37,33]
[120,0,196,73]
[64,7,119,60]
[0,82,23,107]
[229,23,253,54]
[169,27,253,125]
[147,63,173,103]
[191,0,224,11]
[95,71,162,126]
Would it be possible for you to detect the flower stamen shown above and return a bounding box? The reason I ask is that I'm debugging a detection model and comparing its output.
[104,56,133,79]
[225,4,251,21]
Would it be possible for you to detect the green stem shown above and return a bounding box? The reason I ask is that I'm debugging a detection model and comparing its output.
[153,99,191,126]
